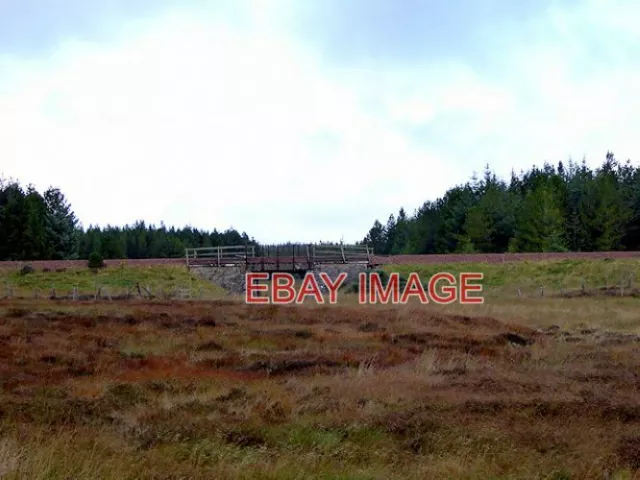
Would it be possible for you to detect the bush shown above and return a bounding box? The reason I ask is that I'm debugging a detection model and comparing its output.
[340,269,401,295]
[88,251,105,270]
[19,264,35,275]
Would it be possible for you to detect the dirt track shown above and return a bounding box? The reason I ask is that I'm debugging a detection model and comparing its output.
[2,251,640,270]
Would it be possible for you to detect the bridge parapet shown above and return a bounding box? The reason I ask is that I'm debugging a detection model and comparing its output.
[186,243,372,271]
[185,245,255,267]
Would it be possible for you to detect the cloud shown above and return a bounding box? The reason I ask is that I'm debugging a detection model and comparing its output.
[0,0,251,57]
[2,0,640,244]
[0,7,460,243]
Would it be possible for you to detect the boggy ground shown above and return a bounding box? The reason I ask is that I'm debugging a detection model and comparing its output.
[0,299,639,479]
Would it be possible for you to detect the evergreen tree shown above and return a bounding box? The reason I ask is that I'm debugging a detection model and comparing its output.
[513,185,566,252]
[363,220,386,254]
[22,186,50,260]
[436,185,476,253]
[404,201,440,254]
[383,214,396,254]
[390,208,410,253]
[44,187,78,259]
[589,153,631,250]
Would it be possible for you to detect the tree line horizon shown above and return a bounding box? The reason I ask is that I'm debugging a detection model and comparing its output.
[2,151,639,261]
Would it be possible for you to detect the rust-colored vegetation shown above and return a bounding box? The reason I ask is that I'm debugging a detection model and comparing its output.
[0,298,639,478]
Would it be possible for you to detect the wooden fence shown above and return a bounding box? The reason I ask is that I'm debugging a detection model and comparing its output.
[185,243,372,268]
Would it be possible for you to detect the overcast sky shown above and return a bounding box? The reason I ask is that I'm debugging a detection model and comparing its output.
[2,0,640,243]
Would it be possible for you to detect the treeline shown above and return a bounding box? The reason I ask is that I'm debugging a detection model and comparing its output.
[6,150,640,261]
[78,222,254,259]
[0,178,256,261]
[364,152,640,255]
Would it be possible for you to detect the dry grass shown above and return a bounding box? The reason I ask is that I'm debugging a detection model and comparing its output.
[0,295,639,479]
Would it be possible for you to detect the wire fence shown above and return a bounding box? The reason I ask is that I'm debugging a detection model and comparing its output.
[1,281,211,301]
[2,272,638,302]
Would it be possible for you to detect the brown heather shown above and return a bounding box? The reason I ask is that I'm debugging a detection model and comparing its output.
[0,293,639,479]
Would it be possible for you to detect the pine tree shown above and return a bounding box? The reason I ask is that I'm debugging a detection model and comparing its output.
[461,206,490,252]
[22,186,50,260]
[390,208,410,253]
[44,187,78,259]
[383,214,396,254]
[363,220,386,254]
[589,153,631,250]
[513,185,566,252]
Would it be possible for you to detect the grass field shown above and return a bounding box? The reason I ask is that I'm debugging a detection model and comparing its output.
[0,264,226,299]
[381,258,640,297]
[1,259,639,479]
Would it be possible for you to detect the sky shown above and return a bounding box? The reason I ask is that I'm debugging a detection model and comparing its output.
[2,0,640,244]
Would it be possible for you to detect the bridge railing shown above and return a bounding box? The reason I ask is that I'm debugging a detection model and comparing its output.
[185,243,372,268]
[185,245,255,267]
[254,243,310,259]
[310,244,371,263]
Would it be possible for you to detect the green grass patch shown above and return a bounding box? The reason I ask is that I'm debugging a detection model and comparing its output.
[0,264,225,298]
[380,258,640,296]
[262,424,393,455]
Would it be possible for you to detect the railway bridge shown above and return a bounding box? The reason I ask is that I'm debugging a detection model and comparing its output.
[185,243,374,292]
